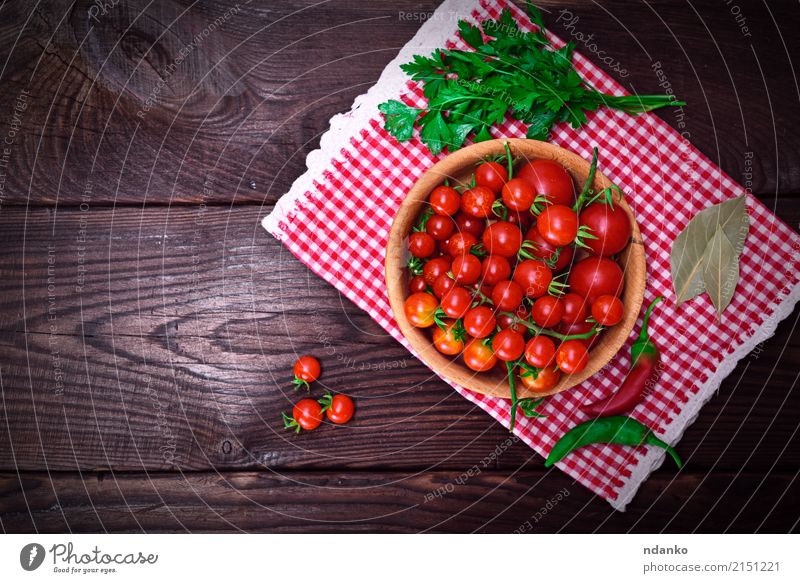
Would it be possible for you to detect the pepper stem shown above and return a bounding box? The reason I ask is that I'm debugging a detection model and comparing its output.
[631,295,664,365]
[645,432,683,469]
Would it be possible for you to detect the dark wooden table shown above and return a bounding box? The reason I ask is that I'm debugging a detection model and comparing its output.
[1,0,798,533]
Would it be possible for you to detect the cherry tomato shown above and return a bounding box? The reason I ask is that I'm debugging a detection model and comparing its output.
[404,292,438,327]
[447,232,477,256]
[288,399,323,431]
[502,178,536,212]
[519,365,561,392]
[451,253,481,285]
[516,159,574,206]
[524,336,556,368]
[293,355,321,383]
[432,273,456,298]
[463,338,498,372]
[531,296,564,328]
[558,319,600,349]
[561,292,590,325]
[429,185,460,216]
[568,257,624,304]
[497,305,527,333]
[579,202,631,256]
[524,224,574,271]
[422,257,451,286]
[480,255,511,286]
[536,204,578,247]
[426,214,455,241]
[454,213,486,238]
[507,208,533,231]
[440,286,472,318]
[475,161,508,194]
[438,238,452,258]
[481,221,522,257]
[463,306,496,339]
[513,259,553,298]
[592,294,624,326]
[409,275,427,294]
[492,329,525,361]
[556,340,589,375]
[461,185,496,218]
[320,393,355,424]
[432,319,466,355]
[491,280,524,311]
[408,231,436,258]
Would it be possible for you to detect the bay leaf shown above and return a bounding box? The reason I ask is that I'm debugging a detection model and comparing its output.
[702,225,739,317]
[670,195,748,305]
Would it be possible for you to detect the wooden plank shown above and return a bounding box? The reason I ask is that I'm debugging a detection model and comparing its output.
[1,470,797,533]
[0,201,798,473]
[0,0,798,206]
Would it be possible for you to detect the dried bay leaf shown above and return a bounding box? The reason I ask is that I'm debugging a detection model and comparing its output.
[702,225,739,317]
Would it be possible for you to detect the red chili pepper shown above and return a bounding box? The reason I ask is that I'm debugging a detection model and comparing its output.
[581,296,663,417]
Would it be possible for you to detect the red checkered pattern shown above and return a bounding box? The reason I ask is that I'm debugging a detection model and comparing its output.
[265,0,800,507]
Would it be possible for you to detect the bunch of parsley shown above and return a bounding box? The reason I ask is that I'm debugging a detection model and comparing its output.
[379,4,684,155]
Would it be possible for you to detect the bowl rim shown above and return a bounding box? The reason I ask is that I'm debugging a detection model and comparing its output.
[385,138,646,399]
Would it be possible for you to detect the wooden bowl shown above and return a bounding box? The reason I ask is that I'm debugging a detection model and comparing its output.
[385,139,646,399]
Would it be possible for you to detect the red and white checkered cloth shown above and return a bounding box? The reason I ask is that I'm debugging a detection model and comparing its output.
[263,0,800,509]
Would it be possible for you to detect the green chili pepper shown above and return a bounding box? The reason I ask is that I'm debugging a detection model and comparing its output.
[544,415,683,468]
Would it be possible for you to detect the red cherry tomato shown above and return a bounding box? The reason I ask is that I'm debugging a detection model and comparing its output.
[558,319,600,349]
[481,221,522,258]
[404,292,438,327]
[513,259,553,298]
[519,365,561,392]
[506,208,533,231]
[463,338,498,372]
[409,275,427,294]
[440,286,472,318]
[320,393,354,424]
[475,161,508,194]
[432,319,466,355]
[568,257,624,304]
[492,329,525,361]
[461,186,495,218]
[432,273,456,299]
[408,232,436,258]
[591,294,624,326]
[447,232,477,256]
[556,340,589,374]
[579,202,631,256]
[480,255,511,286]
[426,214,455,241]
[531,296,564,328]
[536,204,579,247]
[516,159,574,206]
[524,336,556,368]
[454,213,486,238]
[451,253,481,285]
[524,224,574,271]
[422,257,451,286]
[561,293,590,325]
[498,305,527,334]
[429,185,460,216]
[491,280,524,311]
[463,306,496,339]
[293,356,321,383]
[288,399,323,431]
[502,178,536,212]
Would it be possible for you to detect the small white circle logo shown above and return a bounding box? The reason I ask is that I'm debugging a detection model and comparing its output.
[20,543,46,571]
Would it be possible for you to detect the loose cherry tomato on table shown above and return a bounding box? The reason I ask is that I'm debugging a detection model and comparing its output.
[408,232,436,258]
[422,257,451,286]
[579,202,631,256]
[536,204,579,247]
[502,178,535,212]
[525,336,556,368]
[425,214,455,241]
[409,275,427,294]
[516,159,575,206]
[282,398,323,433]
[556,339,589,375]
[513,259,553,298]
[432,319,466,355]
[461,186,496,218]
[475,161,508,194]
[480,255,511,286]
[568,257,624,304]
[432,273,456,299]
[463,306,496,339]
[492,329,525,362]
[404,292,438,328]
[429,185,460,216]
[561,292,590,325]
[519,365,561,392]
[451,253,481,285]
[293,355,321,390]
[491,280,524,311]
[531,295,564,328]
[592,294,624,326]
[454,213,486,238]
[482,221,522,257]
[463,338,498,372]
[318,393,355,425]
[440,286,472,318]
